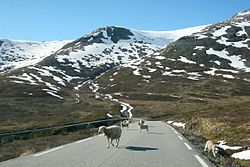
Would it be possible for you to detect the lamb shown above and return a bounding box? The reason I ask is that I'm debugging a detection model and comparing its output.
[121,120,129,129]
[138,123,149,132]
[98,125,122,148]
[204,140,218,157]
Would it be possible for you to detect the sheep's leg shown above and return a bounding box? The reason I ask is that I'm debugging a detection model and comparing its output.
[116,138,120,147]
[212,148,216,157]
[110,139,115,147]
[107,138,110,148]
[213,151,216,157]
[204,145,207,151]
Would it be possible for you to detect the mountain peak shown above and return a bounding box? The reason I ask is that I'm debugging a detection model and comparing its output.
[230,8,250,22]
[236,9,250,17]
[84,26,133,44]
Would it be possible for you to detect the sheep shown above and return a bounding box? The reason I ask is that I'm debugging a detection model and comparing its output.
[138,123,149,132]
[204,140,218,157]
[98,125,122,148]
[121,120,129,129]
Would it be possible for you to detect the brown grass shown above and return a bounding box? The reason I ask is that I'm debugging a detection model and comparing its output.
[0,128,97,162]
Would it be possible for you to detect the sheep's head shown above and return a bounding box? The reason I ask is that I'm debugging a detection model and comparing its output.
[140,120,145,124]
[98,126,106,134]
[122,120,128,124]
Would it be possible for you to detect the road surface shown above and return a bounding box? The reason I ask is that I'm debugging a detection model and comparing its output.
[0,121,214,167]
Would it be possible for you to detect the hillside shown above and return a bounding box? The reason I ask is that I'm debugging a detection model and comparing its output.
[1,8,250,166]
[0,39,71,73]
[93,9,250,154]
[0,26,205,132]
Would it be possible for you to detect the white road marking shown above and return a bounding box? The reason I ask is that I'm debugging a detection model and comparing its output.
[76,137,92,143]
[174,130,178,134]
[194,155,209,167]
[178,135,183,140]
[166,124,175,131]
[33,146,63,157]
[184,143,192,150]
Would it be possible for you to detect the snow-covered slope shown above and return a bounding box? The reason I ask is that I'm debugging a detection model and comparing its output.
[132,25,207,46]
[90,9,250,106]
[0,39,71,73]
[2,25,205,100]
[119,9,250,83]
[50,25,206,70]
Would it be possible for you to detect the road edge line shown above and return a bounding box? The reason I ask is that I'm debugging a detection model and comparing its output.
[33,146,63,157]
[76,137,92,143]
[184,142,193,150]
[178,135,183,140]
[194,155,210,167]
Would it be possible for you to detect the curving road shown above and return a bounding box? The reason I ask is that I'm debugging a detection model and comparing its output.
[0,121,214,167]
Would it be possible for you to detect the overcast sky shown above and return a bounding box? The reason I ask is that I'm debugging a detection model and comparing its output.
[0,0,250,41]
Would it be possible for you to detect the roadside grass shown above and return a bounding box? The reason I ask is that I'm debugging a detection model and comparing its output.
[1,66,250,165]
[123,95,250,145]
[93,66,250,166]
[0,78,123,162]
[0,84,120,132]
[0,128,97,162]
[110,93,250,167]
[175,126,250,167]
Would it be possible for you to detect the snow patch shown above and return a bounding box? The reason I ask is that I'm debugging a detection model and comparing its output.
[206,48,250,71]
[143,75,151,79]
[217,36,249,48]
[212,26,231,37]
[232,150,250,160]
[214,61,221,65]
[178,56,196,64]
[194,46,205,50]
[222,74,234,79]
[168,121,186,129]
[218,140,242,150]
[148,68,157,73]
[155,56,166,60]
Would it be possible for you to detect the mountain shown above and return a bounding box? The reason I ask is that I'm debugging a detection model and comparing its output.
[38,26,206,81]
[95,9,250,94]
[0,25,205,132]
[1,9,250,166]
[0,39,71,73]
[92,9,250,151]
[3,25,206,91]
[1,8,250,148]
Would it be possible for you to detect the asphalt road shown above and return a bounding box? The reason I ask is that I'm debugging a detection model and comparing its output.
[0,121,214,167]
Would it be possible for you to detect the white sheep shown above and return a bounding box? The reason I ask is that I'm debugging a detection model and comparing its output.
[138,123,149,132]
[204,140,218,157]
[121,120,129,129]
[98,125,122,148]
